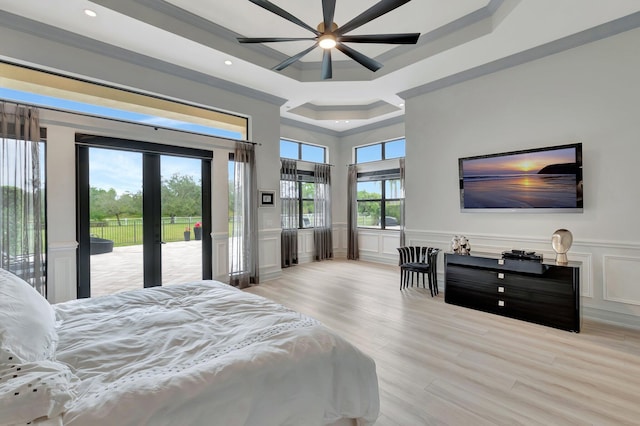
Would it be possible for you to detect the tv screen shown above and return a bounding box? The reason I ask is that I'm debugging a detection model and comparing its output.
[459,143,583,212]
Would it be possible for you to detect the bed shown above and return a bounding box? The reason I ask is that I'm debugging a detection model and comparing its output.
[0,268,379,426]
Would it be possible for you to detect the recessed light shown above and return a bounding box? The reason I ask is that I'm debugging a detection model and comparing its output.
[345,120,350,123]
[84,9,97,17]
[224,60,233,66]
[335,121,339,123]
[399,103,405,107]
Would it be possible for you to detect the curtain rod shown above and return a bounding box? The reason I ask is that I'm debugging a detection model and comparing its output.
[0,98,261,146]
[282,157,334,167]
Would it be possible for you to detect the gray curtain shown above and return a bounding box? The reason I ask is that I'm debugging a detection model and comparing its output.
[399,157,406,247]
[313,163,332,261]
[0,103,45,295]
[280,158,298,267]
[229,141,259,288]
[347,164,359,260]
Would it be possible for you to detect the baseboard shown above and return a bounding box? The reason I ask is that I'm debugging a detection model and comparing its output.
[582,306,640,330]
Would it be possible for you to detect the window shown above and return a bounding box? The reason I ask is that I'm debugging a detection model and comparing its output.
[280,139,326,163]
[279,140,327,229]
[280,170,315,229]
[353,137,405,230]
[356,175,402,230]
[355,138,405,163]
[1,62,248,140]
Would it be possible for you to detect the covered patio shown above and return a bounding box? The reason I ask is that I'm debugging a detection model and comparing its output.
[90,240,208,297]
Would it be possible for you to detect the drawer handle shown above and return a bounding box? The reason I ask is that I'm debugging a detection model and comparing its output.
[498,300,505,307]
[498,286,505,293]
[498,272,505,279]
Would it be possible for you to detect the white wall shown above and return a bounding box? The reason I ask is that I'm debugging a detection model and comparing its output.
[403,26,640,326]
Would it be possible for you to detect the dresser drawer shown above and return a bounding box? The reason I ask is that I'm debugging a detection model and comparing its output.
[444,253,580,332]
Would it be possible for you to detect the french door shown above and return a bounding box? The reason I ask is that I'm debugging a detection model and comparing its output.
[76,134,212,298]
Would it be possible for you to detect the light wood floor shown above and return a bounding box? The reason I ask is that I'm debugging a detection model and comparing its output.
[245,259,640,426]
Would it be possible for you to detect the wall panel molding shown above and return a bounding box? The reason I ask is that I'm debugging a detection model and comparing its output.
[603,255,640,306]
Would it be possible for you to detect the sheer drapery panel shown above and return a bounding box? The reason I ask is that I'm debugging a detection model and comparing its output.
[313,163,332,261]
[347,164,359,260]
[229,142,258,288]
[399,158,406,247]
[0,103,45,295]
[280,158,298,268]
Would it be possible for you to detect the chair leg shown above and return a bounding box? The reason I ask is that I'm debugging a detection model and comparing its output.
[427,273,434,297]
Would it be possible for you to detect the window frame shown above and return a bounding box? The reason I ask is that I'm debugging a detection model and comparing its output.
[355,138,405,164]
[280,138,327,164]
[356,170,402,230]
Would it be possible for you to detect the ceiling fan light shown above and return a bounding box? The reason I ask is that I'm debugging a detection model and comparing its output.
[318,34,337,50]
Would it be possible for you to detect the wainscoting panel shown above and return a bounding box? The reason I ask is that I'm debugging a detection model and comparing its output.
[212,232,229,282]
[603,255,640,306]
[47,241,78,303]
[259,228,282,281]
[333,223,347,258]
[406,229,640,328]
[358,230,400,264]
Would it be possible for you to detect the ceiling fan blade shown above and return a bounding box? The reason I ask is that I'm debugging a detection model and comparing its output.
[339,33,420,44]
[248,0,319,35]
[273,44,318,71]
[321,49,332,80]
[238,37,316,43]
[338,0,412,35]
[322,0,336,31]
[336,43,383,72]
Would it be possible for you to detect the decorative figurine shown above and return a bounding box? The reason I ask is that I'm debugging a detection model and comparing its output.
[451,235,460,253]
[552,229,573,264]
[451,235,471,255]
[458,235,471,255]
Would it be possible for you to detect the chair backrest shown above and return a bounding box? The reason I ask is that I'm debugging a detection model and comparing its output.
[398,246,431,264]
[397,247,410,265]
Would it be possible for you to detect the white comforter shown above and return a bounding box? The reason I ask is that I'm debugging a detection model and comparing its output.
[52,281,379,426]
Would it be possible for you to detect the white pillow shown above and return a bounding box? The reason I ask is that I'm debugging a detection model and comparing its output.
[0,268,58,363]
[0,360,77,424]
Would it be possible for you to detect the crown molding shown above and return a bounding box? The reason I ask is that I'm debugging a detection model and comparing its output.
[399,11,640,100]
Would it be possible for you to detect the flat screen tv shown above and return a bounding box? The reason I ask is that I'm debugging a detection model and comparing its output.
[459,143,583,212]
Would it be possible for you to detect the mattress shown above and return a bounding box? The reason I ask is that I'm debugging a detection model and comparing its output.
[51,280,379,426]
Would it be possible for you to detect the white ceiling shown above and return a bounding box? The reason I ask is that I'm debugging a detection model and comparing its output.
[1,0,640,133]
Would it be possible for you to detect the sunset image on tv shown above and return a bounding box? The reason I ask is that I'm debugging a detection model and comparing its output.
[460,145,582,209]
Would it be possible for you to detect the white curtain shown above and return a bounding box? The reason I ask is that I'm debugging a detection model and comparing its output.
[399,158,406,247]
[280,158,298,267]
[347,164,359,260]
[229,142,258,288]
[0,103,45,295]
[313,163,332,261]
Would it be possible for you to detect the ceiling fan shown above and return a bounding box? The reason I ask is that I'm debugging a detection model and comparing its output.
[237,0,420,79]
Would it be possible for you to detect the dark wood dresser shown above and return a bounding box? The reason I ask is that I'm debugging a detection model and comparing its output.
[444,253,581,332]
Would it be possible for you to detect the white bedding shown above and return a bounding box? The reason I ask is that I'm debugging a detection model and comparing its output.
[51,281,379,426]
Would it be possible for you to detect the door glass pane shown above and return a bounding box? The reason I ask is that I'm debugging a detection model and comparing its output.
[89,148,143,296]
[161,155,203,286]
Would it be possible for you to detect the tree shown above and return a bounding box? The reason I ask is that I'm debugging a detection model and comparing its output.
[90,187,141,224]
[161,173,201,217]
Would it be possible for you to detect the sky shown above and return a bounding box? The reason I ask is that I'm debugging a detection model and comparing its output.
[89,148,202,195]
[462,147,577,176]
